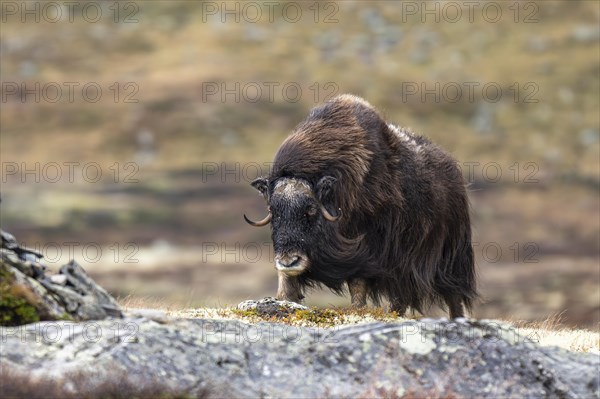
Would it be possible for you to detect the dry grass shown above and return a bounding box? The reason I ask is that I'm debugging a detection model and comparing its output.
[119,294,184,312]
[511,313,600,353]
[2,2,598,171]
[516,326,600,353]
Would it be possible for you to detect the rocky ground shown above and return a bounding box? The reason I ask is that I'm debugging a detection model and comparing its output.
[1,232,599,398]
[2,312,599,398]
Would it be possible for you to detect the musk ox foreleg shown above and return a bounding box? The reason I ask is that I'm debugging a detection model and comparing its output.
[276,273,304,303]
[444,294,465,319]
[347,278,367,308]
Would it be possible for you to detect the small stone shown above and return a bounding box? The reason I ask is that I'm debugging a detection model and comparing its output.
[557,87,575,105]
[571,25,600,44]
[237,297,308,317]
[471,104,496,135]
[526,36,551,52]
[49,274,67,285]
[128,308,170,323]
[579,128,600,146]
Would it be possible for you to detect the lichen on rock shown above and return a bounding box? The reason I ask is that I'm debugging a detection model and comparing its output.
[2,316,598,398]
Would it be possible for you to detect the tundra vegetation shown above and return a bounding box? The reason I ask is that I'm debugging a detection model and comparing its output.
[1,1,598,328]
[1,1,598,397]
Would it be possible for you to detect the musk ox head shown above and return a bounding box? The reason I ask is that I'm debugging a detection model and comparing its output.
[244,175,341,276]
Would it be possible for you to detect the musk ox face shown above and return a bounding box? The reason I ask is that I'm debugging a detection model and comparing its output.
[244,176,341,276]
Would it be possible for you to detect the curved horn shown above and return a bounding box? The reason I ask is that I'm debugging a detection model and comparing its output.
[320,205,342,222]
[244,212,272,227]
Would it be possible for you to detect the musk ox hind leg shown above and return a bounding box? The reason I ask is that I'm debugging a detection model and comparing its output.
[389,299,408,317]
[347,278,367,308]
[441,225,477,319]
[276,273,304,304]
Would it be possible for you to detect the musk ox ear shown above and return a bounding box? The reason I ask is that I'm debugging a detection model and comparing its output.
[316,176,337,204]
[251,177,269,199]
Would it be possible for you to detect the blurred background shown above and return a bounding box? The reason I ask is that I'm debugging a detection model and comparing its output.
[1,1,598,328]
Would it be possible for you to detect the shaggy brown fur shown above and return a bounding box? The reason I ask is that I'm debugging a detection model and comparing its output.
[246,94,477,318]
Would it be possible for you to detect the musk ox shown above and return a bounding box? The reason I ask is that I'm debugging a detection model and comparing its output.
[244,94,477,318]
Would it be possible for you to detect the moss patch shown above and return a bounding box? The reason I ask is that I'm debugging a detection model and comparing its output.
[0,265,40,326]
[230,306,403,327]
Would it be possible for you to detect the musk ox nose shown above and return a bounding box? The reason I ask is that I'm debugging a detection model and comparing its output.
[275,253,307,275]
[277,256,300,268]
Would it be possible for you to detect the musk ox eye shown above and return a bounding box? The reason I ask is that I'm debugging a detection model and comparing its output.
[306,206,318,217]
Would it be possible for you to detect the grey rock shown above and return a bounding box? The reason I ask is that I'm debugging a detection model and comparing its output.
[1,317,598,398]
[243,25,268,42]
[128,308,170,323]
[314,30,341,62]
[1,229,43,261]
[19,60,37,78]
[536,61,556,75]
[409,28,440,65]
[572,25,600,44]
[579,128,600,146]
[0,229,123,323]
[377,26,403,53]
[409,48,430,65]
[526,36,551,53]
[471,103,496,135]
[237,296,307,316]
[360,8,385,33]
[558,87,575,105]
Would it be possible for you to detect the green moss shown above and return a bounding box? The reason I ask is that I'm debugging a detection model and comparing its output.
[0,265,41,326]
[230,305,404,327]
[232,308,260,318]
[288,309,340,326]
